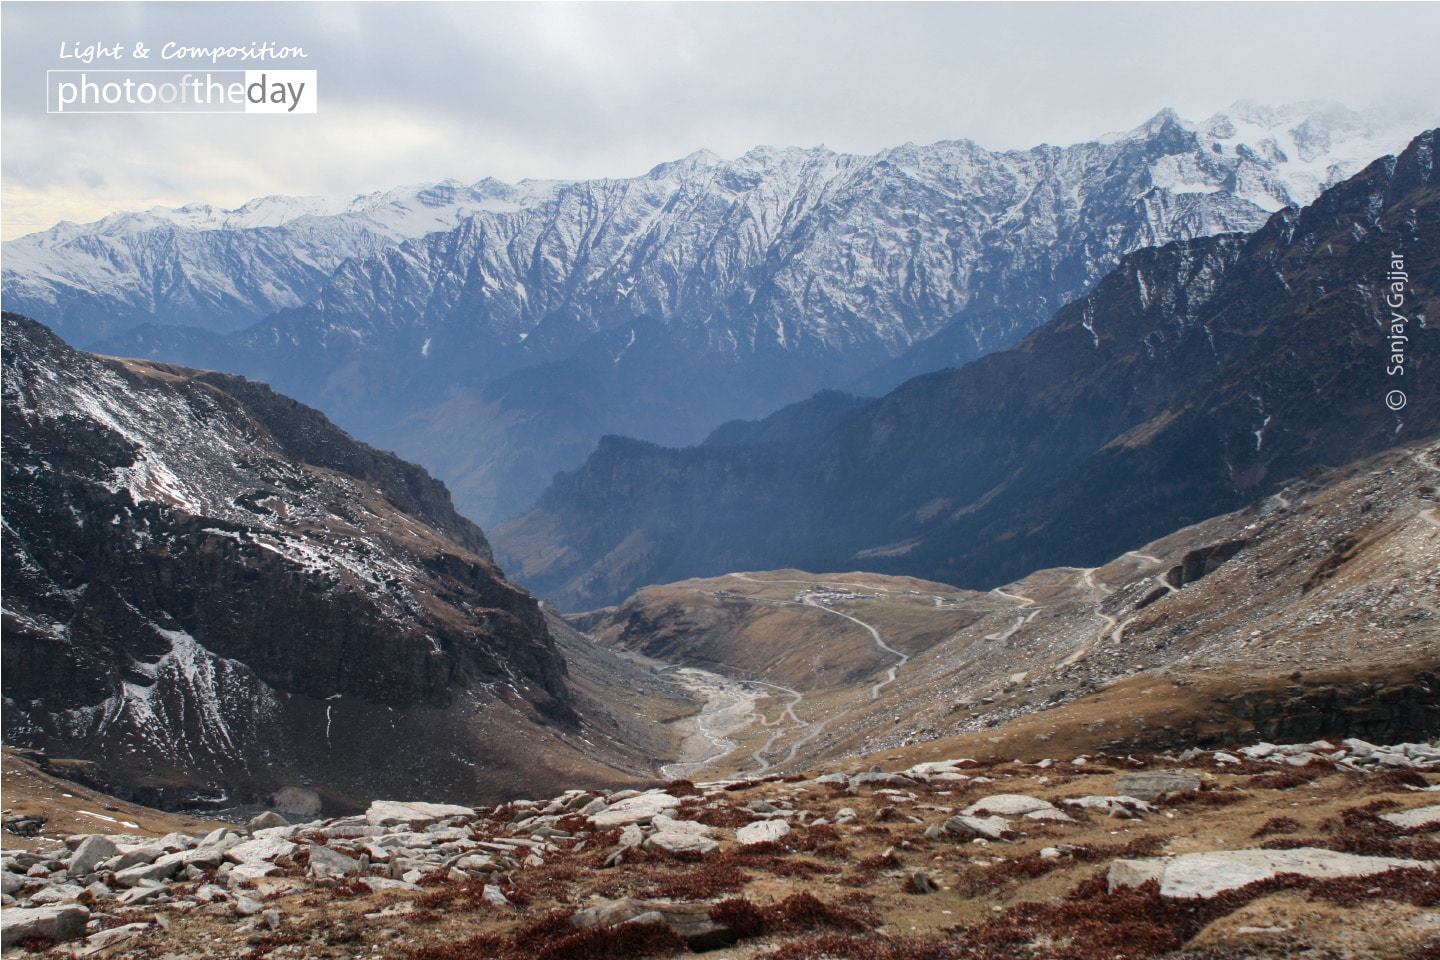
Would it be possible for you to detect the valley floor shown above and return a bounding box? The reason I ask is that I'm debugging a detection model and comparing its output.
[3,740,1438,959]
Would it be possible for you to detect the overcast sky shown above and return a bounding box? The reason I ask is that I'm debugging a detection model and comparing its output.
[4,1,1439,240]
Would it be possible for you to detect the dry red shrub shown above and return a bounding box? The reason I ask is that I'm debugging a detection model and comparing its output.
[241,934,305,960]
[770,858,841,879]
[1307,867,1440,908]
[1162,786,1249,808]
[764,935,955,960]
[1248,770,1313,790]
[1251,816,1303,838]
[1358,768,1431,791]
[409,933,508,960]
[534,921,686,960]
[691,804,754,829]
[710,892,875,939]
[637,862,753,899]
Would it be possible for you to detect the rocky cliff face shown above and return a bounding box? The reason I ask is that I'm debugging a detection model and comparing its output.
[25,103,1424,525]
[0,315,664,811]
[495,129,1440,611]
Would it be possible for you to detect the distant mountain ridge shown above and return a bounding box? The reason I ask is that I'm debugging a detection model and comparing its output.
[493,128,1440,611]
[6,102,1432,525]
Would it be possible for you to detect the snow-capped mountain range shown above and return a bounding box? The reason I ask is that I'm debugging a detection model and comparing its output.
[2,179,563,345]
[4,102,1433,525]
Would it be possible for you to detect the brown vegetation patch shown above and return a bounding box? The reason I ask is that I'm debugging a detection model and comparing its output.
[665,779,701,797]
[952,835,1170,898]
[710,892,876,938]
[1162,786,1250,809]
[1250,816,1303,838]
[764,935,955,960]
[1247,769,1315,791]
[690,804,754,828]
[636,862,754,899]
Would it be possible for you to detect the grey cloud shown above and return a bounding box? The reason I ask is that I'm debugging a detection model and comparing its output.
[4,1,1439,238]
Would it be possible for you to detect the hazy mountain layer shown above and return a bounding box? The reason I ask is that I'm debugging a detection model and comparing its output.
[495,129,1439,610]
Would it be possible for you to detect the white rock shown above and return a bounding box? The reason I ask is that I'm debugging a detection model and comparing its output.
[29,883,85,904]
[365,801,474,828]
[644,832,720,855]
[618,825,644,849]
[650,815,713,837]
[68,836,119,876]
[82,922,152,950]
[108,845,164,870]
[1024,809,1077,823]
[961,794,1056,816]
[942,815,1012,841]
[1062,796,1155,815]
[233,895,264,917]
[735,820,791,846]
[1107,859,1168,892]
[1112,847,1432,899]
[225,837,298,865]
[226,863,283,886]
[1,904,90,948]
[588,792,681,828]
[360,877,422,893]
[112,858,182,888]
[1381,805,1440,830]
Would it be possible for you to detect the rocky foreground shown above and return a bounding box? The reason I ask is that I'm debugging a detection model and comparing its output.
[3,738,1438,959]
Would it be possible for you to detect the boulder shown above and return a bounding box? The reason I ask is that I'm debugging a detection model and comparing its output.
[116,883,168,906]
[365,801,474,829]
[273,787,323,819]
[308,844,361,879]
[1,904,90,948]
[644,832,719,855]
[588,793,682,828]
[68,835,119,876]
[1061,796,1154,817]
[28,884,84,905]
[246,811,290,833]
[650,815,713,837]
[571,897,738,951]
[942,815,1012,841]
[233,894,264,917]
[1024,809,1077,823]
[108,845,164,871]
[961,794,1056,816]
[735,819,790,845]
[226,863,284,886]
[112,858,183,888]
[1110,847,1432,899]
[1381,805,1440,830]
[1107,858,1167,892]
[1113,772,1201,801]
[157,831,196,850]
[225,837,298,865]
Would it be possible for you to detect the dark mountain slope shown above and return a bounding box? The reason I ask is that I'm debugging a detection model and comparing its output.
[495,130,1440,611]
[0,315,667,810]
